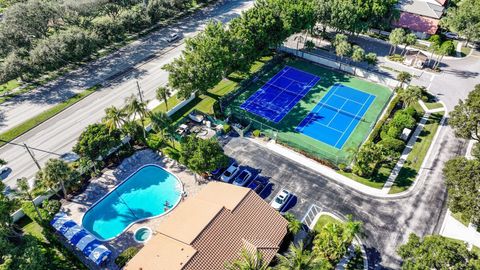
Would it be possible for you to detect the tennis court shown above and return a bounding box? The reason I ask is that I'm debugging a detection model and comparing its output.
[240,66,320,123]
[296,84,376,149]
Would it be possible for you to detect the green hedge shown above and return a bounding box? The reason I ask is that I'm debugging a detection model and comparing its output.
[367,95,400,143]
[115,247,140,268]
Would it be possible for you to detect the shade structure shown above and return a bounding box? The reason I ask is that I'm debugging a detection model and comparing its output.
[50,213,111,266]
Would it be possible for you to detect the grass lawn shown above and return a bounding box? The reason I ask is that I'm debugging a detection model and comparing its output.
[314,214,342,233]
[451,211,471,227]
[18,216,46,241]
[149,55,273,125]
[0,84,101,147]
[338,166,391,189]
[226,58,392,166]
[389,112,444,194]
[0,79,21,95]
[424,102,444,110]
[461,46,472,57]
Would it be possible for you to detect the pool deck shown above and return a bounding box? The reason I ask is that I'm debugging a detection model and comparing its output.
[60,149,203,268]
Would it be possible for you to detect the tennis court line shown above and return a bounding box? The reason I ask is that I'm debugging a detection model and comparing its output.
[332,93,366,106]
[333,94,376,148]
[242,67,289,111]
[296,85,338,132]
[309,118,345,134]
[325,98,348,126]
[272,73,320,123]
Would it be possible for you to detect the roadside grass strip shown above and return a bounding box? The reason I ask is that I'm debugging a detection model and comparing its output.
[0,84,101,147]
[388,112,444,194]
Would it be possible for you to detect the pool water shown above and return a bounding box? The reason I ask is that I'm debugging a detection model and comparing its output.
[134,227,152,242]
[82,165,182,241]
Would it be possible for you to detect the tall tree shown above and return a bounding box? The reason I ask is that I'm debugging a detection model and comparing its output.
[433,40,455,69]
[388,28,405,55]
[396,71,412,89]
[124,94,149,139]
[441,0,480,46]
[103,106,127,133]
[284,212,303,235]
[449,85,480,142]
[180,136,229,177]
[275,242,327,270]
[225,248,271,270]
[365,52,377,69]
[401,33,417,55]
[14,178,43,222]
[0,182,17,236]
[312,216,361,265]
[443,157,480,225]
[398,234,480,269]
[398,85,422,107]
[149,111,173,143]
[335,41,352,68]
[156,86,171,111]
[351,45,365,73]
[352,142,384,177]
[73,123,122,162]
[36,158,79,200]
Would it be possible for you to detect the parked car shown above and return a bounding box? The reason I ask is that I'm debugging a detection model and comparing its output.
[166,33,179,42]
[247,175,267,194]
[270,189,291,211]
[233,169,252,186]
[220,163,239,182]
[444,32,459,40]
[0,165,9,175]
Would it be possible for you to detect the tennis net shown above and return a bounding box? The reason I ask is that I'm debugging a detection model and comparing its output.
[316,102,365,122]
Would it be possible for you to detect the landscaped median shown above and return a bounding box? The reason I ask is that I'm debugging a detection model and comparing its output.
[0,84,101,147]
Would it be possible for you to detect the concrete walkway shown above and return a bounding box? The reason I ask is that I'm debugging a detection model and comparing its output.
[440,210,480,250]
[381,113,431,193]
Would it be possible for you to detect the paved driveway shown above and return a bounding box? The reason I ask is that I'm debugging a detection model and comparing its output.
[222,127,465,269]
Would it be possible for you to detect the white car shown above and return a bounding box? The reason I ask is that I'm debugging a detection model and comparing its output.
[220,163,239,183]
[166,33,179,43]
[444,32,459,40]
[270,189,291,211]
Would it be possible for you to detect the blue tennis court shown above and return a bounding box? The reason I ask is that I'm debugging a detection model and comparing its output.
[296,84,376,149]
[240,66,320,123]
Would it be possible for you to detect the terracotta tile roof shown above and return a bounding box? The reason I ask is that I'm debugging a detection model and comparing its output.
[394,12,440,35]
[124,182,288,270]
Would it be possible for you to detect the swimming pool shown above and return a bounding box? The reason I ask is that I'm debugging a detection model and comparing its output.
[82,165,182,241]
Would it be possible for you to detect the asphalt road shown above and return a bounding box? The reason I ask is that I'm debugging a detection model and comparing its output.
[0,0,254,188]
[223,125,465,269]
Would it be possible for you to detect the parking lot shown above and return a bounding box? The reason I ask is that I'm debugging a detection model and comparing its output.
[221,135,450,269]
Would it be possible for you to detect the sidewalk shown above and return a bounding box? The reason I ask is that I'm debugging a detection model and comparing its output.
[381,112,431,193]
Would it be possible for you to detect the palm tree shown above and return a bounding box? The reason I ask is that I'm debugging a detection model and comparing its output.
[275,242,326,270]
[399,86,423,107]
[156,86,171,111]
[36,158,78,200]
[284,212,302,235]
[15,177,42,222]
[225,248,271,270]
[401,33,417,55]
[103,106,127,133]
[150,111,175,145]
[388,28,405,55]
[396,71,412,89]
[124,95,149,139]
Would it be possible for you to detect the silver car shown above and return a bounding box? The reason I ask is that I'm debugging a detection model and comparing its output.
[220,163,239,183]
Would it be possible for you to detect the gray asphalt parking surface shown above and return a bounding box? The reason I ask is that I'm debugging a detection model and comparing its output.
[222,129,464,269]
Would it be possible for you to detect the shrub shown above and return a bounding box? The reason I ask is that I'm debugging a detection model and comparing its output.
[379,137,406,153]
[115,247,140,268]
[21,201,49,224]
[223,124,231,134]
[42,199,61,220]
[162,146,180,161]
[391,110,416,130]
[368,95,400,143]
[252,129,261,137]
[387,54,405,62]
[338,163,347,171]
[146,132,164,150]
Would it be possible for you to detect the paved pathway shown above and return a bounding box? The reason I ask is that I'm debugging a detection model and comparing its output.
[381,113,431,193]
